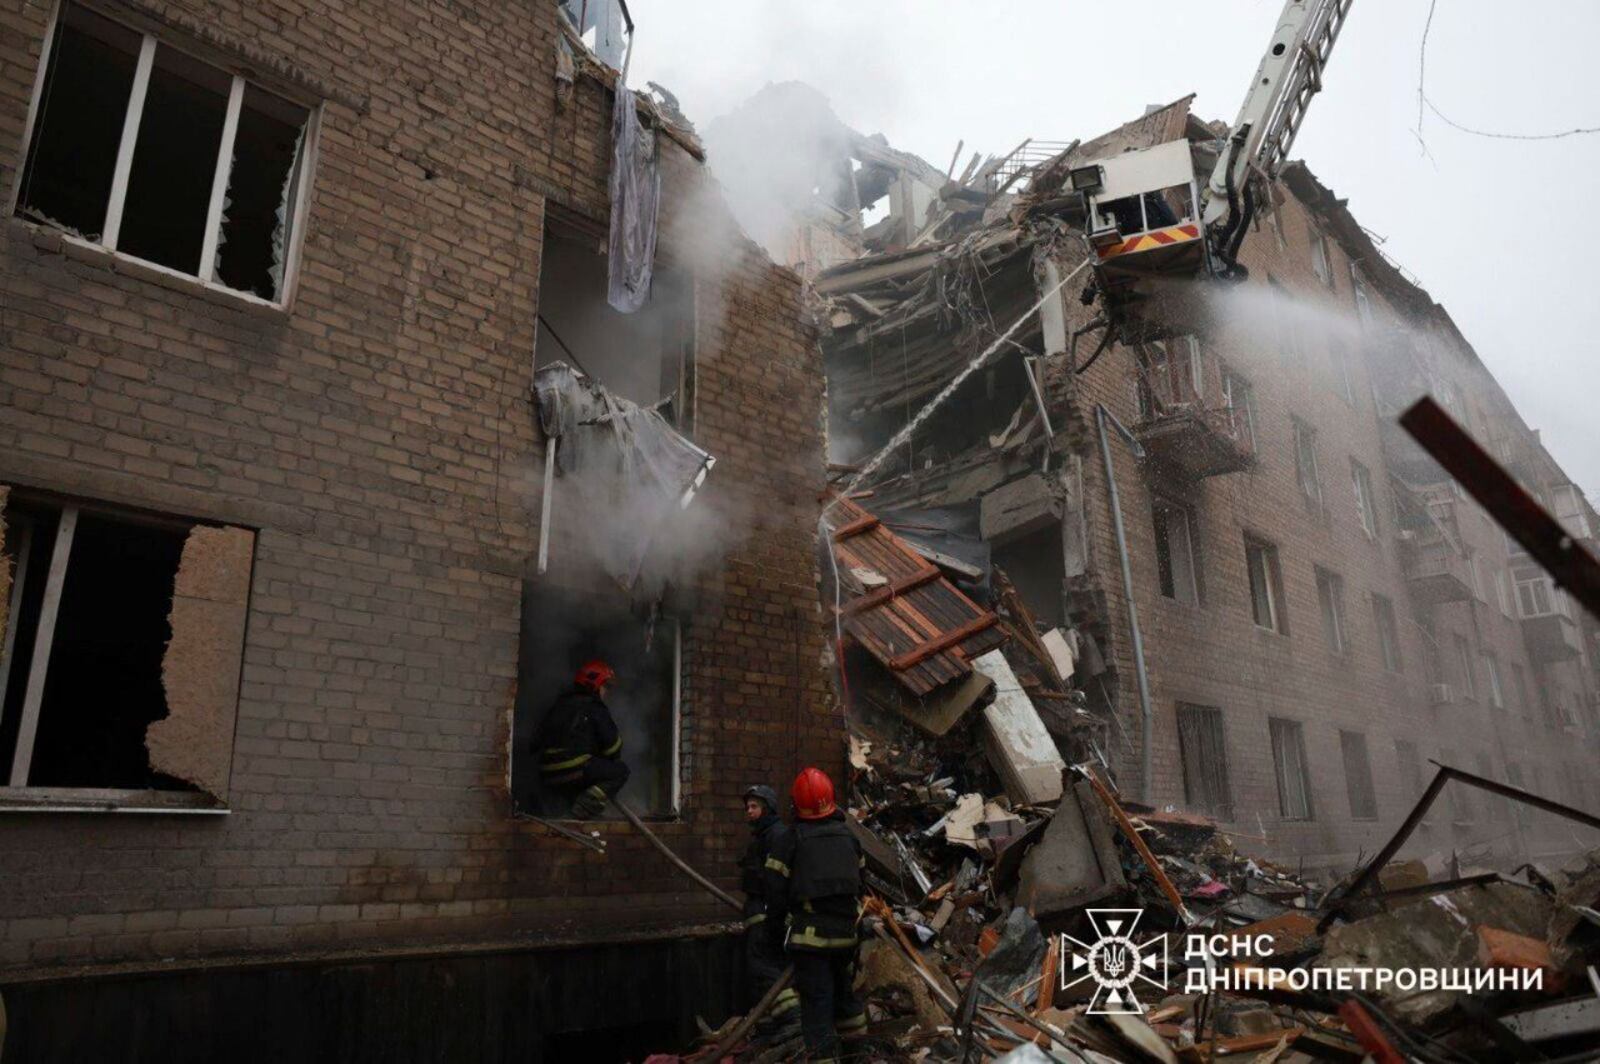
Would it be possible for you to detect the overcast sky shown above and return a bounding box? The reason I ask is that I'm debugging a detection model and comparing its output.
[626,1,1599,497]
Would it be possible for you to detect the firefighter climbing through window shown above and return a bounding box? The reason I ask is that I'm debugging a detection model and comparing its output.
[534,659,630,819]
[764,767,867,1063]
[738,784,800,1042]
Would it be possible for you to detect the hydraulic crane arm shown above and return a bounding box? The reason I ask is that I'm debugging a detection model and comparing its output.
[1202,0,1355,255]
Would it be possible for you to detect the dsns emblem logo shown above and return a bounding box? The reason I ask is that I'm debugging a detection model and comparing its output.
[1061,908,1170,1015]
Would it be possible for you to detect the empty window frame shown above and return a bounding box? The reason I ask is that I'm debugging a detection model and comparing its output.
[1269,717,1313,820]
[1339,730,1378,820]
[1351,459,1377,538]
[1292,419,1322,507]
[1314,567,1347,655]
[1152,499,1199,606]
[14,3,315,303]
[1454,635,1477,699]
[1244,537,1286,633]
[1176,704,1233,820]
[1394,738,1424,803]
[1371,593,1402,671]
[1484,652,1504,709]
[1220,366,1257,453]
[1136,336,1204,418]
[0,490,253,805]
[1309,226,1332,286]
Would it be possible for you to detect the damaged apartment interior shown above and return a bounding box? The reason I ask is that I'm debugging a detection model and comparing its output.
[3,0,1600,1061]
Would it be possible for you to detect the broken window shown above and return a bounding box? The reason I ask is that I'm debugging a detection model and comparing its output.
[1454,635,1477,700]
[1244,537,1285,633]
[0,490,252,805]
[1314,567,1346,655]
[558,0,633,70]
[1309,226,1332,286]
[1152,499,1199,606]
[1395,739,1424,802]
[1136,336,1203,417]
[534,218,694,416]
[1339,730,1377,820]
[1351,459,1377,538]
[512,585,678,819]
[15,2,313,302]
[1176,704,1233,820]
[1220,367,1257,452]
[1371,593,1402,671]
[1484,653,1504,709]
[1292,418,1322,508]
[1268,717,1313,820]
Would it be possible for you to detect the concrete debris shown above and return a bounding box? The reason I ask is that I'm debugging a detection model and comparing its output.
[974,649,1065,807]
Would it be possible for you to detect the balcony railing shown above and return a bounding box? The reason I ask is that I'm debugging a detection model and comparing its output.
[1135,403,1257,480]
[1402,541,1473,606]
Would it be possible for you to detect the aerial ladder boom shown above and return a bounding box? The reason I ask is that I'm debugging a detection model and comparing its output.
[1204,0,1356,265]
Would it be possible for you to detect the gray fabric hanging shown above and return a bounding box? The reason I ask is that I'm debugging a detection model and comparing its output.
[607,87,660,313]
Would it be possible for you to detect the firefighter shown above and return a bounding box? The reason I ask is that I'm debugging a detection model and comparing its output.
[738,784,800,1037]
[534,659,629,819]
[765,767,866,1062]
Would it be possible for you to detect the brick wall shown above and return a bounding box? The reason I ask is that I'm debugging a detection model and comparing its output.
[1069,184,1596,872]
[0,0,836,973]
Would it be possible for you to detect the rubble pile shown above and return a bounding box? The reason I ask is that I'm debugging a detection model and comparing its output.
[654,497,1600,1061]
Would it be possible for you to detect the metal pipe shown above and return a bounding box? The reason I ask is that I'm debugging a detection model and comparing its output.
[1095,404,1155,802]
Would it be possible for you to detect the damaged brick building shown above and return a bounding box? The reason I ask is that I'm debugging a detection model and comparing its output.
[769,94,1600,875]
[0,0,837,1058]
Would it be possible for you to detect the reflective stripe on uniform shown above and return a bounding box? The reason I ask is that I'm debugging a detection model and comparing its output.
[771,988,799,1015]
[836,1010,868,1032]
[764,856,790,878]
[600,737,622,757]
[540,751,591,772]
[788,925,857,950]
[743,913,765,927]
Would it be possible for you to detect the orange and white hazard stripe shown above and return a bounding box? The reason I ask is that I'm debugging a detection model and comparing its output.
[1096,223,1202,260]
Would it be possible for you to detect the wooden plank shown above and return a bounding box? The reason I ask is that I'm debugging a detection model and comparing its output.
[888,613,998,671]
[9,506,78,786]
[831,514,880,541]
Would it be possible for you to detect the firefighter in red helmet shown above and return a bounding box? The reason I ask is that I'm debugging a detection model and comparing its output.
[533,658,629,818]
[763,767,866,1061]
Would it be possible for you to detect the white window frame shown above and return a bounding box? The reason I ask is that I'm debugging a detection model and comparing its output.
[1551,484,1591,540]
[1293,419,1322,506]
[11,2,319,309]
[1245,539,1281,632]
[1496,569,1514,617]
[1372,594,1402,672]
[1350,263,1374,326]
[1315,567,1346,655]
[1221,369,1257,452]
[1351,460,1376,538]
[1310,227,1332,285]
[1153,499,1199,606]
[1269,717,1313,820]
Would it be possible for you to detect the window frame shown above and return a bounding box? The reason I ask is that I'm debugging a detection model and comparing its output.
[1314,566,1347,656]
[1268,717,1314,820]
[1176,703,1234,821]
[1309,226,1333,286]
[1220,366,1257,453]
[1371,593,1402,672]
[1292,418,1322,508]
[9,1,320,309]
[0,493,249,814]
[1152,498,1200,606]
[1351,459,1377,538]
[1244,536,1285,633]
[1339,729,1378,821]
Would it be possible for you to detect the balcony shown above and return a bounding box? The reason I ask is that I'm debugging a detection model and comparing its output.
[1522,612,1583,663]
[1402,540,1474,606]
[1136,404,1256,480]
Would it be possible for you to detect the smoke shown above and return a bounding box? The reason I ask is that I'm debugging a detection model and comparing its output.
[701,81,864,267]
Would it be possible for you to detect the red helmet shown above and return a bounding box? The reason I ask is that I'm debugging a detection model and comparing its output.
[574,659,615,693]
[791,767,837,820]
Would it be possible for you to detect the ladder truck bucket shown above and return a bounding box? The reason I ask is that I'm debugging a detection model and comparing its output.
[1077,139,1211,338]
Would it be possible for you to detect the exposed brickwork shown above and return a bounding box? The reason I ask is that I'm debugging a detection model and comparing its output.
[0,0,835,973]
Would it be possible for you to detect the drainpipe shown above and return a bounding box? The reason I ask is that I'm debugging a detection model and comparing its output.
[1095,403,1155,802]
